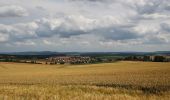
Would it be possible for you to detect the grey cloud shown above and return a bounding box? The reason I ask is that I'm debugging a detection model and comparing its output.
[143,34,170,44]
[35,15,95,38]
[136,1,170,20]
[0,5,28,17]
[164,5,170,11]
[0,33,9,42]
[136,0,161,14]
[1,13,169,45]
[161,23,170,33]
[35,15,135,39]
[69,0,109,2]
[0,22,38,43]
[0,0,170,52]
[0,14,137,43]
[93,25,142,41]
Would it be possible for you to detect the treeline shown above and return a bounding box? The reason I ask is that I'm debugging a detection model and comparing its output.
[0,58,41,64]
[0,55,41,64]
[124,56,170,62]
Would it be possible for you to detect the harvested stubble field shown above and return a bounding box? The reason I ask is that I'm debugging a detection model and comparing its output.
[0,61,170,100]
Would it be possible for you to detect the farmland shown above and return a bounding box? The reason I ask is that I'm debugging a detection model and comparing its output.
[0,61,170,100]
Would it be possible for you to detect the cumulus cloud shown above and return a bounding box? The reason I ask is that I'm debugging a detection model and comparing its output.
[35,15,94,38]
[0,0,170,51]
[0,22,38,43]
[0,14,131,42]
[161,23,170,33]
[0,5,28,17]
[0,13,170,47]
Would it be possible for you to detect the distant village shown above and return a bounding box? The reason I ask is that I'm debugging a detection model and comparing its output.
[46,56,93,64]
[0,54,170,64]
[0,56,87,64]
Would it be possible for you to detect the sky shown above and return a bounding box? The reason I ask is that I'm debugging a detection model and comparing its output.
[0,0,170,52]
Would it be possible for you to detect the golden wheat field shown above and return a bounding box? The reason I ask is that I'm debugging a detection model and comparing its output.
[0,61,170,100]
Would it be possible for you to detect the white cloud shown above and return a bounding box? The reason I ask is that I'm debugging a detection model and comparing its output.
[14,40,36,46]
[0,0,170,52]
[35,15,127,38]
[142,13,170,19]
[43,40,53,45]
[0,5,28,17]
[0,33,9,42]
[133,22,160,35]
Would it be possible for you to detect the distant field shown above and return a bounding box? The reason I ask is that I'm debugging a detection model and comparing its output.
[0,61,170,100]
